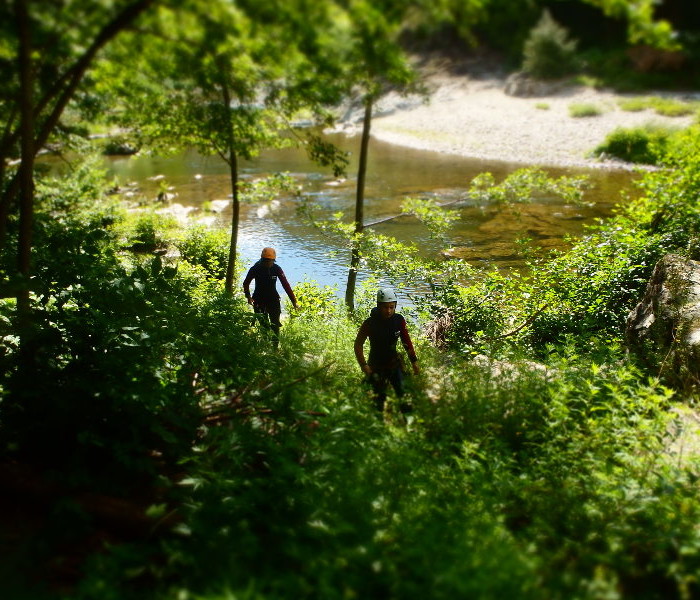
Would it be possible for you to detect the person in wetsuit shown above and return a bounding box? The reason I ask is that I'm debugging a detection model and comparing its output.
[354,287,420,415]
[243,247,298,343]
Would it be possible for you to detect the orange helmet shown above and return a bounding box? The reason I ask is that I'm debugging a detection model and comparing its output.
[261,247,276,260]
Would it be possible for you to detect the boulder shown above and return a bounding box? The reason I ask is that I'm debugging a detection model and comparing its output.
[504,71,567,98]
[625,254,700,392]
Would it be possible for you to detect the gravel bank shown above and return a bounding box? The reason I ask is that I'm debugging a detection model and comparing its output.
[362,69,698,170]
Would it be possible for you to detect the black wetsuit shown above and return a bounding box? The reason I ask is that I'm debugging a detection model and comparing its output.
[243,260,296,335]
[356,307,418,412]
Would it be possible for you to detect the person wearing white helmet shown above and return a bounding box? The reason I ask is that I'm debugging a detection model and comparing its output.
[354,286,420,416]
[243,247,298,344]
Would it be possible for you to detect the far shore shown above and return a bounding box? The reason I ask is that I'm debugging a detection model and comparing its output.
[342,66,699,171]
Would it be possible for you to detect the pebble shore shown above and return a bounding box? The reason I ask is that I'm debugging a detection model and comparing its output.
[365,69,697,170]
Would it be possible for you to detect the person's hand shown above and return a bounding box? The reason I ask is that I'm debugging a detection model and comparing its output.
[412,362,420,376]
[293,303,299,310]
[247,297,254,305]
[361,364,372,375]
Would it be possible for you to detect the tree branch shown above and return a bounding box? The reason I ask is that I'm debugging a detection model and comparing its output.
[363,197,464,228]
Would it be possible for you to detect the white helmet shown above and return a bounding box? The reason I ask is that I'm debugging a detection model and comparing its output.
[377,287,398,304]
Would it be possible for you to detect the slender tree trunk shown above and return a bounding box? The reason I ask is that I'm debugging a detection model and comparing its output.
[16,0,34,358]
[225,150,240,294]
[220,76,239,294]
[345,97,373,312]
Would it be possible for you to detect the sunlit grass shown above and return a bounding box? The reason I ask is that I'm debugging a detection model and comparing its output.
[618,96,699,117]
[569,103,603,118]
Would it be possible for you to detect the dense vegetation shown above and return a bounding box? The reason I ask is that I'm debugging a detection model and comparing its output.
[1,126,699,600]
[2,1,700,599]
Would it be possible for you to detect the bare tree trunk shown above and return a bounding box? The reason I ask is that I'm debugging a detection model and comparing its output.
[16,0,34,360]
[220,76,239,295]
[225,150,240,294]
[345,98,372,312]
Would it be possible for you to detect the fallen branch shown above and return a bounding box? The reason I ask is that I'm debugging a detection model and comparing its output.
[202,362,335,422]
[363,198,464,228]
[479,304,549,342]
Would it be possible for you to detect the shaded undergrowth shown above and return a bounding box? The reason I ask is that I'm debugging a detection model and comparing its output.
[2,144,700,599]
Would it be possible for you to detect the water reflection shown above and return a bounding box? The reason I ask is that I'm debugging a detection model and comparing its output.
[105,134,639,293]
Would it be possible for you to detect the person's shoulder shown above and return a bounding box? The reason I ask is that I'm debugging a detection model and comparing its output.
[394,312,406,323]
[358,315,372,331]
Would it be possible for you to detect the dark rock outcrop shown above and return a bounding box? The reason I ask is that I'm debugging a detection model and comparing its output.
[626,254,700,392]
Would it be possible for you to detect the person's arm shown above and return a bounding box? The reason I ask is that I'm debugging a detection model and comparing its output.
[243,268,255,304]
[277,267,298,308]
[354,322,372,375]
[399,317,420,375]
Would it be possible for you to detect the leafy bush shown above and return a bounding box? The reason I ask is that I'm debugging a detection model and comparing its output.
[175,225,230,280]
[521,10,579,79]
[593,124,677,164]
[127,210,177,252]
[568,102,603,117]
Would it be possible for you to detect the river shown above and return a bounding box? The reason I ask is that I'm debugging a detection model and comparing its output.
[105,133,638,296]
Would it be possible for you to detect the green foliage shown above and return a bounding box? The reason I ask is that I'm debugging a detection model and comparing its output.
[593,124,678,164]
[5,4,700,598]
[175,226,230,280]
[5,142,700,599]
[568,102,604,117]
[240,172,297,204]
[400,196,459,238]
[582,0,680,50]
[422,127,700,360]
[469,168,590,206]
[522,10,579,80]
[303,133,350,178]
[291,279,342,320]
[618,96,699,117]
[127,210,177,253]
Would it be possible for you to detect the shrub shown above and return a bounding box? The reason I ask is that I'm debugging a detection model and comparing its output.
[521,10,579,79]
[176,225,230,280]
[128,210,176,252]
[618,97,650,112]
[568,103,603,118]
[618,96,698,117]
[593,124,677,164]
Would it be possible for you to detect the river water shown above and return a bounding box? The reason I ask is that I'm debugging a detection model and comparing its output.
[105,133,638,295]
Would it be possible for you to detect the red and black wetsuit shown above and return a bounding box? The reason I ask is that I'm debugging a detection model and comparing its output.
[243,260,297,334]
[355,307,418,411]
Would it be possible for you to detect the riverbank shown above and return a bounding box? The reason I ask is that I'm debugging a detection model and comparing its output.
[351,61,698,170]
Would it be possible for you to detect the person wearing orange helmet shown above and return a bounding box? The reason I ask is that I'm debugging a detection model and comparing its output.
[243,247,298,343]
